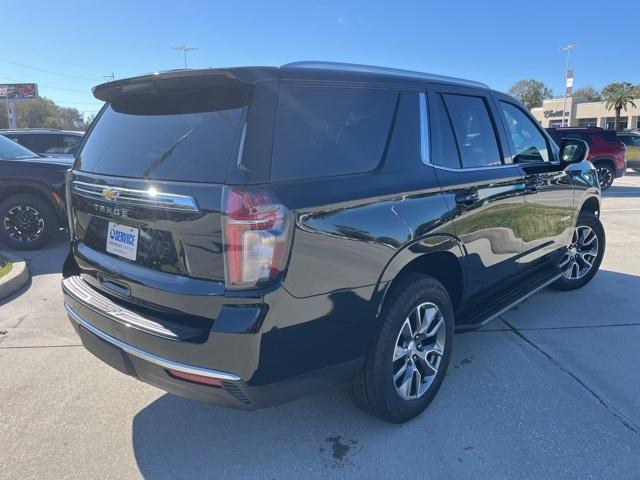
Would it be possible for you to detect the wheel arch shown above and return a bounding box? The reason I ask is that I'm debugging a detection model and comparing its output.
[590,157,615,170]
[376,236,466,317]
[0,183,51,203]
[579,195,600,217]
[0,183,63,225]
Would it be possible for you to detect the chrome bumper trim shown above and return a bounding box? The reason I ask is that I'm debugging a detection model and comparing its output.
[64,303,241,382]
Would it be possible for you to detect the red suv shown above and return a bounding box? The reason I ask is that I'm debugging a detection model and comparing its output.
[547,127,626,190]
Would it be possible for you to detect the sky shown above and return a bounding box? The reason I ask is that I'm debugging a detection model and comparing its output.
[1,0,638,119]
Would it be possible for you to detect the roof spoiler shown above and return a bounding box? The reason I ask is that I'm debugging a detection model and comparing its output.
[92,67,279,102]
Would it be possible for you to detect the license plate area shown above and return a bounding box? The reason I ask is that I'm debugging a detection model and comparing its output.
[106,221,139,261]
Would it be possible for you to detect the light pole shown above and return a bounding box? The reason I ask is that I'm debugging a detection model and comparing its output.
[3,89,9,128]
[560,44,576,127]
[172,45,198,69]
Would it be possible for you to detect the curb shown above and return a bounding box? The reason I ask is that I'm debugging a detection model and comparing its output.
[0,251,30,299]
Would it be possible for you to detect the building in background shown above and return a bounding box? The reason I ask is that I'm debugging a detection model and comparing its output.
[532,96,640,129]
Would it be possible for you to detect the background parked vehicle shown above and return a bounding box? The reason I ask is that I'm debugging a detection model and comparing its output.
[0,135,69,250]
[0,129,84,158]
[617,131,640,171]
[62,63,603,424]
[546,127,626,190]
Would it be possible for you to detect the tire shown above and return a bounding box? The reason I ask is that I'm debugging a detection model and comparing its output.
[0,193,57,250]
[595,162,615,190]
[551,211,605,291]
[349,273,454,423]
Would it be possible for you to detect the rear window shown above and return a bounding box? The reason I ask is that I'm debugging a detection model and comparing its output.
[599,130,618,143]
[270,86,397,180]
[76,85,249,182]
[550,131,592,146]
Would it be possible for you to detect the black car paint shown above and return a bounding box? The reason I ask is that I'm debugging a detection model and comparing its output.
[62,64,600,409]
[0,155,70,227]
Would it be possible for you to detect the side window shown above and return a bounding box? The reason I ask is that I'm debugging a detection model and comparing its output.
[442,94,502,168]
[499,102,550,163]
[271,86,397,180]
[9,134,32,150]
[17,134,62,154]
[63,135,82,153]
[430,94,461,169]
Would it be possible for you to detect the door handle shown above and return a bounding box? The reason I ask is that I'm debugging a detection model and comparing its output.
[455,191,479,206]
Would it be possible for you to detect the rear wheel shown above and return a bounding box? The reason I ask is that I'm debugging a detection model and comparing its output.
[595,163,615,190]
[551,211,605,291]
[0,194,56,250]
[349,273,454,423]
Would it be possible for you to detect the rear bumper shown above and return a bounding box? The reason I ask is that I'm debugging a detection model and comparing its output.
[62,274,366,409]
[65,302,258,409]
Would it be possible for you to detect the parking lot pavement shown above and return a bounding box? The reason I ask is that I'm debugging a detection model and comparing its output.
[1,175,640,480]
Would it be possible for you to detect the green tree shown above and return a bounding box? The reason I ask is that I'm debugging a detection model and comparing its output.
[601,82,637,131]
[15,97,85,130]
[507,79,553,109]
[630,84,640,99]
[0,102,10,129]
[84,113,96,127]
[572,86,602,102]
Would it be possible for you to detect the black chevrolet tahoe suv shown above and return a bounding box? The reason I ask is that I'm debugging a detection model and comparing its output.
[62,62,603,423]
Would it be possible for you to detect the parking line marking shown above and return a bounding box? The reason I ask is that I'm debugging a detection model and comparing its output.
[602,208,640,212]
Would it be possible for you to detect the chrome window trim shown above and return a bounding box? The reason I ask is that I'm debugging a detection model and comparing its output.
[419,91,519,173]
[235,121,248,167]
[419,92,430,165]
[71,181,199,212]
[65,303,242,381]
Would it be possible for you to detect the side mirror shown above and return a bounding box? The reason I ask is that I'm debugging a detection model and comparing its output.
[559,138,589,164]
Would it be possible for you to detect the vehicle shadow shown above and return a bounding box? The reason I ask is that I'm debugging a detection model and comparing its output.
[130,270,640,479]
[604,183,640,198]
[2,230,68,277]
[0,231,68,305]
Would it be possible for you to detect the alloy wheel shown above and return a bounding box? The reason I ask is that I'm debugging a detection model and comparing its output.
[559,225,599,280]
[597,166,613,190]
[3,205,45,243]
[392,302,446,400]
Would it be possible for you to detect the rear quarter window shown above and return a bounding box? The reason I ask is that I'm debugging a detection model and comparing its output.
[270,86,397,181]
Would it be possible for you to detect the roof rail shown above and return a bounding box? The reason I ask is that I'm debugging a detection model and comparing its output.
[282,61,489,89]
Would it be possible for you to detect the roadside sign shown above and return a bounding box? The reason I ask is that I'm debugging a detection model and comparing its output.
[0,83,39,101]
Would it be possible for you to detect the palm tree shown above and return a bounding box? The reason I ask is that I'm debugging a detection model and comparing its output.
[602,82,637,131]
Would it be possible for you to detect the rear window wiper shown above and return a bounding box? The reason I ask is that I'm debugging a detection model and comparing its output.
[142,112,226,179]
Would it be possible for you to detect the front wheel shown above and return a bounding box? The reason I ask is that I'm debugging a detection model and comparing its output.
[349,273,454,423]
[0,194,57,250]
[551,211,605,291]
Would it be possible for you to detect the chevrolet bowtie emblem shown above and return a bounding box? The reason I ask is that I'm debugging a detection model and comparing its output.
[101,188,120,201]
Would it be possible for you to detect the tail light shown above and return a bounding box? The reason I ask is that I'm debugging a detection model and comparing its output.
[222,188,292,289]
